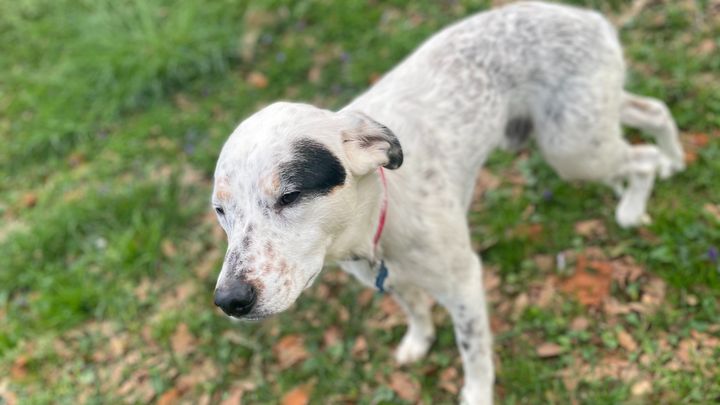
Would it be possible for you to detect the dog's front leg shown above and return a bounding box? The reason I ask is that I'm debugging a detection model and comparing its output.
[440,253,494,405]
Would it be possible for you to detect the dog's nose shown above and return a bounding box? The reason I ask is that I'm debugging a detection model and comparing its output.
[214,283,256,317]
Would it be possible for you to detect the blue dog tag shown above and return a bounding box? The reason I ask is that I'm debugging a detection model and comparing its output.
[375,260,389,293]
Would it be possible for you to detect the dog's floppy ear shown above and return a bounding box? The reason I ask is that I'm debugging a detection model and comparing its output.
[339,111,403,176]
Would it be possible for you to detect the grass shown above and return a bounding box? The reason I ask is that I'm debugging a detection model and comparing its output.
[1,0,719,403]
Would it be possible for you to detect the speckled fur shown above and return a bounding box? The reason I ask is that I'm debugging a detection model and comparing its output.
[212,2,684,403]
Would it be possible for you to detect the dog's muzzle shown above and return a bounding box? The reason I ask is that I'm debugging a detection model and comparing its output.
[214,282,256,317]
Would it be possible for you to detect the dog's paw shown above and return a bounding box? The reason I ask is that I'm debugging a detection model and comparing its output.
[616,210,652,228]
[460,384,493,405]
[395,333,433,365]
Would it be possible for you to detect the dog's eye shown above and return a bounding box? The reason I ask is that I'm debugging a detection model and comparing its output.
[215,206,225,216]
[279,191,301,206]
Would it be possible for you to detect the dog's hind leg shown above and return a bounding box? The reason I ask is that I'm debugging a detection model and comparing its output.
[391,283,436,364]
[621,91,685,173]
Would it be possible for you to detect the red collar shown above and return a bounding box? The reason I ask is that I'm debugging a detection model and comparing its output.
[372,167,388,250]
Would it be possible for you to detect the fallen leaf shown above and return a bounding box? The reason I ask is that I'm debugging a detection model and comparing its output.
[631,379,652,396]
[67,152,85,167]
[640,276,666,313]
[307,66,322,83]
[171,323,196,356]
[536,342,564,358]
[0,381,18,405]
[10,356,28,380]
[574,219,607,238]
[368,72,382,84]
[570,317,590,332]
[559,255,613,307]
[476,169,500,193]
[389,372,420,402]
[273,335,309,369]
[676,339,698,365]
[511,292,529,319]
[157,388,180,405]
[697,38,716,55]
[612,256,645,289]
[438,367,460,394]
[134,277,153,301]
[617,329,638,352]
[358,289,375,307]
[176,359,221,392]
[379,295,402,316]
[281,383,313,405]
[351,336,368,359]
[161,240,177,257]
[220,385,245,405]
[21,193,38,208]
[173,93,198,113]
[323,326,342,348]
[247,71,269,89]
[703,203,720,222]
[532,254,555,272]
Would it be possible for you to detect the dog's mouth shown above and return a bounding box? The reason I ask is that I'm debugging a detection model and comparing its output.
[303,269,322,289]
[231,312,272,322]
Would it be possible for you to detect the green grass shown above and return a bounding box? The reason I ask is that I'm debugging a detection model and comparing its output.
[1,0,719,403]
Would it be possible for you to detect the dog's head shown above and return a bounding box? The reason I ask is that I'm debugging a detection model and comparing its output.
[211,102,402,320]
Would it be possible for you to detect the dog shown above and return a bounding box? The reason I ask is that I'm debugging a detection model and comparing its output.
[210,2,684,403]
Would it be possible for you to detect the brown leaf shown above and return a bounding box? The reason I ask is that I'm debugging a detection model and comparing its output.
[10,356,28,380]
[134,277,153,301]
[703,203,720,222]
[161,239,177,257]
[220,385,245,405]
[157,388,181,405]
[0,382,18,405]
[574,219,607,238]
[173,93,198,113]
[368,72,382,84]
[536,342,564,358]
[351,336,368,359]
[389,372,420,402]
[274,335,309,369]
[511,292,529,319]
[438,367,460,395]
[21,193,38,208]
[379,295,402,316]
[176,359,221,392]
[307,66,322,84]
[697,38,717,55]
[247,71,269,89]
[559,255,613,307]
[612,256,645,289]
[617,329,638,352]
[476,169,500,194]
[676,339,698,365]
[171,323,196,356]
[640,277,666,314]
[532,254,555,272]
[322,326,342,348]
[358,289,375,307]
[109,335,127,358]
[281,383,313,405]
[631,379,652,396]
[570,317,590,331]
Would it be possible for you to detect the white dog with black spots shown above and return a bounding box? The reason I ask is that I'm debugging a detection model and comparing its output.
[210,2,684,403]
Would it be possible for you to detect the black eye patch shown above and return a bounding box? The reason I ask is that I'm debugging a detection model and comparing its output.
[278,139,346,202]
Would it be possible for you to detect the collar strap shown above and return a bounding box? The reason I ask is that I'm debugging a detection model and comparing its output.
[372,167,388,249]
[372,167,389,293]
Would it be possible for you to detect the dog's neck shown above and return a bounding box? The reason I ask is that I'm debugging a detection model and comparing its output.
[325,170,387,263]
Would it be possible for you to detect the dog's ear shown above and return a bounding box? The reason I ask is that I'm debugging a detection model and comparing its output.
[339,111,403,176]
